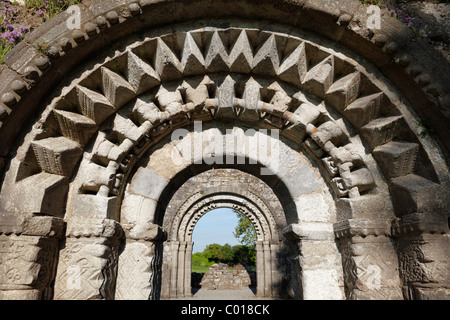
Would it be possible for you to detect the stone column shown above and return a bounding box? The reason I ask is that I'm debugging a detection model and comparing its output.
[255,241,265,297]
[53,218,123,300]
[177,242,186,297]
[284,222,345,300]
[184,241,193,297]
[270,242,280,298]
[0,212,65,300]
[115,222,164,300]
[169,241,179,298]
[390,175,450,299]
[334,219,403,300]
[393,212,450,299]
[263,241,272,297]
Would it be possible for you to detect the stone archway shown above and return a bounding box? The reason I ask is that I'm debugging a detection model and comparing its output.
[0,0,449,300]
[160,168,287,299]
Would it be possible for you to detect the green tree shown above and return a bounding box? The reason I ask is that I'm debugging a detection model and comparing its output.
[203,243,234,263]
[232,245,256,266]
[233,210,257,247]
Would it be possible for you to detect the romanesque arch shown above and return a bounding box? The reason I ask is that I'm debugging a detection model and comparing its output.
[159,168,287,299]
[0,0,449,300]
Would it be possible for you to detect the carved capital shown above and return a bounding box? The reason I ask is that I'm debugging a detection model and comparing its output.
[334,219,391,239]
[0,212,65,299]
[392,212,449,237]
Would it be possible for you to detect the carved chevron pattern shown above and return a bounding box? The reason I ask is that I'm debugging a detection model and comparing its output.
[21,27,427,201]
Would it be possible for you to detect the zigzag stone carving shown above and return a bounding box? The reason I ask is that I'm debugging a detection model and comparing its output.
[8,25,435,214]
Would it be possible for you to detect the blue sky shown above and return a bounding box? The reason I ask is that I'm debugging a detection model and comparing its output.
[192,207,241,253]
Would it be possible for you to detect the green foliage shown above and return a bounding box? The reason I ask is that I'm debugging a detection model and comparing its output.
[203,243,234,263]
[192,243,256,272]
[191,252,215,273]
[25,0,82,20]
[233,210,257,247]
[232,245,256,266]
[0,6,27,64]
[360,0,382,6]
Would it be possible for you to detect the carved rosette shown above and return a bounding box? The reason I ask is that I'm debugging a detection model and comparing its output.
[0,212,65,300]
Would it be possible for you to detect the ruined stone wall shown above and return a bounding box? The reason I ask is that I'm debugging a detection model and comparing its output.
[199,263,255,290]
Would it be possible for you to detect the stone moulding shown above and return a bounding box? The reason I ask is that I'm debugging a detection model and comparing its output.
[0,0,449,165]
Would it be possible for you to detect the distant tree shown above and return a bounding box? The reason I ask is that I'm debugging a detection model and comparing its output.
[203,243,234,263]
[233,210,257,247]
[192,252,210,267]
[232,245,256,266]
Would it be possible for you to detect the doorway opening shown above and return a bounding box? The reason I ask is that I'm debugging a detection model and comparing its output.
[191,208,257,295]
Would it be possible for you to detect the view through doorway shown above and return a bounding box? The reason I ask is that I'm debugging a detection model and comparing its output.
[190,208,258,297]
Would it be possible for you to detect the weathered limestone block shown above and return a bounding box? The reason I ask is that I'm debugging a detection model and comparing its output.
[76,85,115,124]
[0,212,65,300]
[101,67,136,108]
[361,116,404,150]
[252,34,279,77]
[67,194,119,221]
[343,93,382,129]
[336,194,394,220]
[54,218,123,300]
[325,71,361,111]
[373,141,419,180]
[229,30,253,74]
[180,32,206,76]
[336,220,403,300]
[302,56,334,98]
[283,224,345,300]
[204,31,229,72]
[390,174,446,216]
[115,241,155,300]
[397,234,450,299]
[129,166,169,201]
[277,40,307,87]
[53,109,98,146]
[31,136,83,176]
[155,38,183,82]
[1,172,69,217]
[126,50,161,95]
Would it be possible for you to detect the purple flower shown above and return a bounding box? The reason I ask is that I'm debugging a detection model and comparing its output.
[38,9,44,15]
